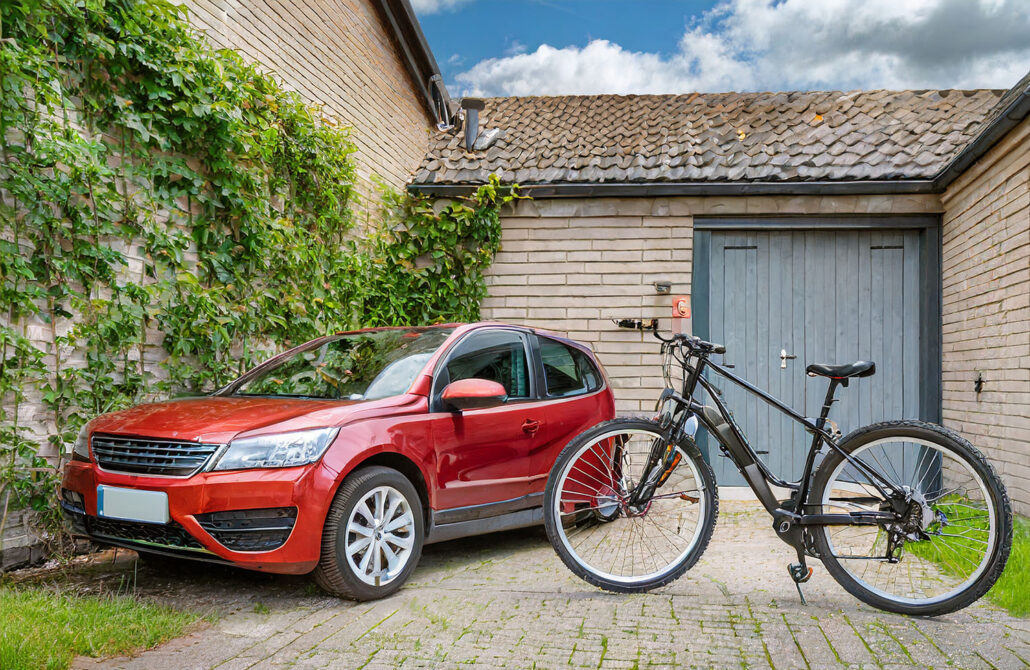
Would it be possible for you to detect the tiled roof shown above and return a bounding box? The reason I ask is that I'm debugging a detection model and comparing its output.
[413,89,1005,185]
[980,69,1030,132]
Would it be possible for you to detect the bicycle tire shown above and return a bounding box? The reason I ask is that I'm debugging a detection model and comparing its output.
[810,420,1012,616]
[544,418,719,593]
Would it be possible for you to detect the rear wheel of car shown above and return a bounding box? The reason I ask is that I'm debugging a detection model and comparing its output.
[314,466,424,601]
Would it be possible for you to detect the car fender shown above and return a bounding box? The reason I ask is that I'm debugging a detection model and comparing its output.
[320,415,439,512]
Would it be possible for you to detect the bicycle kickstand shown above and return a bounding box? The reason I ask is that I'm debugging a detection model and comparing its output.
[788,549,814,606]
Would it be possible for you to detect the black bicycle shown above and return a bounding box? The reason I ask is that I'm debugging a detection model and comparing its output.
[543,323,1012,616]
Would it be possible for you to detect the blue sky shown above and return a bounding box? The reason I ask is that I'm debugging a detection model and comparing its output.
[417,1,716,82]
[411,0,1030,97]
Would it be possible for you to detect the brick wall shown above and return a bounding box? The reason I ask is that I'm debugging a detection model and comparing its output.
[483,194,941,415]
[181,0,432,209]
[941,118,1030,515]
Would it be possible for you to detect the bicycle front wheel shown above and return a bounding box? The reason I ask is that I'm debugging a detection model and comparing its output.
[543,418,718,593]
[811,420,1012,616]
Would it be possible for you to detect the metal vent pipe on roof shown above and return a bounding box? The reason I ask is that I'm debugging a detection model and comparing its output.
[461,98,485,152]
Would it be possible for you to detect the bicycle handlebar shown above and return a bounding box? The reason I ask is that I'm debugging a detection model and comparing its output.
[653,329,726,354]
[612,318,726,354]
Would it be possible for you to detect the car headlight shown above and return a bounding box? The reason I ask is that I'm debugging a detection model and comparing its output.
[211,427,340,471]
[71,425,91,462]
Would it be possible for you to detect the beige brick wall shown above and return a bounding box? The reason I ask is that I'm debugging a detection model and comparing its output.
[941,118,1030,515]
[484,194,941,415]
[180,0,432,210]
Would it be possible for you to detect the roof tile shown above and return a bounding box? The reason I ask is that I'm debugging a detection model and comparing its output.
[416,89,1005,185]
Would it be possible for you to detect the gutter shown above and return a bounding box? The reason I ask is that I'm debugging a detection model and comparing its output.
[408,179,939,198]
[373,0,454,128]
[931,75,1030,190]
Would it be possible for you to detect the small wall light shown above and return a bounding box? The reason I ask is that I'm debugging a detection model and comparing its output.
[654,280,672,295]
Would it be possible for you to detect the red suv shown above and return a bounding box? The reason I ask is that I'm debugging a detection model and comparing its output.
[61,323,614,600]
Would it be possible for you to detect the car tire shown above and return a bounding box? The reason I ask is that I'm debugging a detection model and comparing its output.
[313,466,425,601]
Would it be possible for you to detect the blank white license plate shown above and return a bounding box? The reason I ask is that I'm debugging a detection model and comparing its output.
[97,486,169,524]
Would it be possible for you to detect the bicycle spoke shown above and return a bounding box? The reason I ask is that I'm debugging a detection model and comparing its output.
[648,489,700,501]
[820,435,997,606]
[552,426,709,584]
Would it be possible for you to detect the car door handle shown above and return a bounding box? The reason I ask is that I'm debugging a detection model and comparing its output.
[522,419,541,435]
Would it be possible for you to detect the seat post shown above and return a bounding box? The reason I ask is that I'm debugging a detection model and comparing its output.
[794,378,845,511]
[816,378,843,430]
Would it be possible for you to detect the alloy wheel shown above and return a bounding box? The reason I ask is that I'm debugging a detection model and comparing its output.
[344,485,416,586]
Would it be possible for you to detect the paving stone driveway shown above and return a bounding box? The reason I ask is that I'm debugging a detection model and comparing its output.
[76,502,1029,669]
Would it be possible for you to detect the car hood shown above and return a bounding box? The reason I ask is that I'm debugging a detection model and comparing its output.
[87,395,388,444]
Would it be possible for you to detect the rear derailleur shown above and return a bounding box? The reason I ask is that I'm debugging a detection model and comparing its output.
[882,489,944,562]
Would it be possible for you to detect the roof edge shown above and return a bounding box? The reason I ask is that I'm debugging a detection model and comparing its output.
[373,0,453,128]
[933,73,1030,190]
[408,180,939,199]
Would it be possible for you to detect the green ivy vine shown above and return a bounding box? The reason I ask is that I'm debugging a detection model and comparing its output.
[0,0,517,534]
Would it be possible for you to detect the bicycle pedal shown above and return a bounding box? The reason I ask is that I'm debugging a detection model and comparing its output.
[788,562,814,583]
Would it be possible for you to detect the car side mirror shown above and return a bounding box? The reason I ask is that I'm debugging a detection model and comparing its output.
[441,379,508,411]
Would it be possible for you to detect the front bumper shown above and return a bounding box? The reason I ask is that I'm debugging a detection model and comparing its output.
[61,460,339,574]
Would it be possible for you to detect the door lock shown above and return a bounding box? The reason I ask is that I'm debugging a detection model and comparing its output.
[780,349,797,369]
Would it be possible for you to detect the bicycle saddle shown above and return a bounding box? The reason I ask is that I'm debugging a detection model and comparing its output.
[805,361,875,379]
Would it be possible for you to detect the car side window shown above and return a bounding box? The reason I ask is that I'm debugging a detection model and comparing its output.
[443,330,531,399]
[540,338,602,397]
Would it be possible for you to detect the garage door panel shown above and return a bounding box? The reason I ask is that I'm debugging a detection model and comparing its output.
[902,233,921,422]
[702,228,924,486]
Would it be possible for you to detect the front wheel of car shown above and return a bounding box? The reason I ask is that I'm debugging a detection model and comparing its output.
[314,466,425,601]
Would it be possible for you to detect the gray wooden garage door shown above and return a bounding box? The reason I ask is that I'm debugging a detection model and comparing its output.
[697,229,924,486]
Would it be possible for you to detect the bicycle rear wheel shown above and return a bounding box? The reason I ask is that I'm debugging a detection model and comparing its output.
[811,420,1012,616]
[544,418,718,593]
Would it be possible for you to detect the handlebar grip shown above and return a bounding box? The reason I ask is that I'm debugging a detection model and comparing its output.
[688,335,726,354]
[664,332,726,354]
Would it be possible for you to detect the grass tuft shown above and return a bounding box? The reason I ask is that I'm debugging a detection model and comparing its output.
[989,515,1030,617]
[0,586,201,670]
[906,501,1029,618]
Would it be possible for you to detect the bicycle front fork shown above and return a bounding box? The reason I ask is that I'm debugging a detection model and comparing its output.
[627,415,698,509]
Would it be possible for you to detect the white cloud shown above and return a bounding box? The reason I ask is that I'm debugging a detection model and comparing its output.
[409,0,473,14]
[455,0,1030,96]
[505,40,528,57]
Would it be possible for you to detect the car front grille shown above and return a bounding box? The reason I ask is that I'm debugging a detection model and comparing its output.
[195,507,298,552]
[87,516,208,552]
[91,434,220,477]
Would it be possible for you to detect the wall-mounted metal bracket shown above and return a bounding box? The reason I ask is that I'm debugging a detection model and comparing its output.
[613,318,659,332]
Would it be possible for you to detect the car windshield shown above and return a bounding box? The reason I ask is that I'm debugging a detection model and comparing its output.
[230,328,455,400]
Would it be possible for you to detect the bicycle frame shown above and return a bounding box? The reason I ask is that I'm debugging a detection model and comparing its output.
[660,342,909,544]
[549,327,1008,613]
